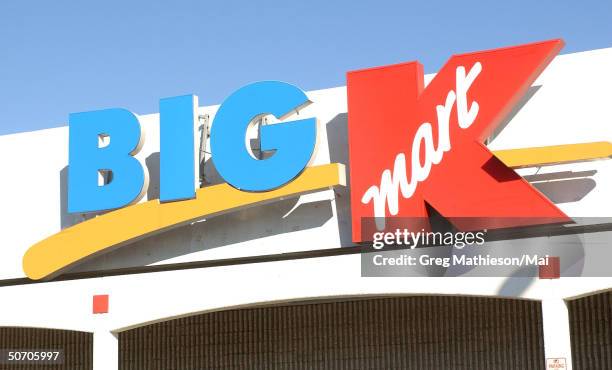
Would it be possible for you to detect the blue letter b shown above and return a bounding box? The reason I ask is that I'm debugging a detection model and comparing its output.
[68,108,147,213]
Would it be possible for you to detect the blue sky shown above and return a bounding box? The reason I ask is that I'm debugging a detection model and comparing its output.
[0,0,610,135]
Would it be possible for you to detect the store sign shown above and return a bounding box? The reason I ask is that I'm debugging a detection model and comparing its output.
[69,81,317,213]
[23,39,571,280]
[23,80,344,280]
[347,39,569,242]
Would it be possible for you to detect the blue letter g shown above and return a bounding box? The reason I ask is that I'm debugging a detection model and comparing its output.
[210,81,316,191]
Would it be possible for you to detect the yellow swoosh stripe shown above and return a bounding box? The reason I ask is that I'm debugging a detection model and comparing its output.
[23,163,346,280]
[493,141,612,168]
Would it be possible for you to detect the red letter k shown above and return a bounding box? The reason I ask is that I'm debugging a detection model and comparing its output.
[347,39,569,242]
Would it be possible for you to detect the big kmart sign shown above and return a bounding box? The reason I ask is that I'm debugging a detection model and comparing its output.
[24,39,611,280]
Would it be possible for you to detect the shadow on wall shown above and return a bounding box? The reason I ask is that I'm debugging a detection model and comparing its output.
[73,196,334,272]
[488,83,598,204]
[60,166,80,229]
[326,113,354,247]
[200,156,224,186]
[59,166,106,229]
[525,170,597,204]
[145,152,160,200]
[189,198,334,250]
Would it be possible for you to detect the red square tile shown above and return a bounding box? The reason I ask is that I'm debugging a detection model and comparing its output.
[93,294,109,314]
[539,257,560,279]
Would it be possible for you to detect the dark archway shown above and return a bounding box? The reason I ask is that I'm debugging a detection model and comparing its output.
[568,290,612,370]
[119,295,545,369]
